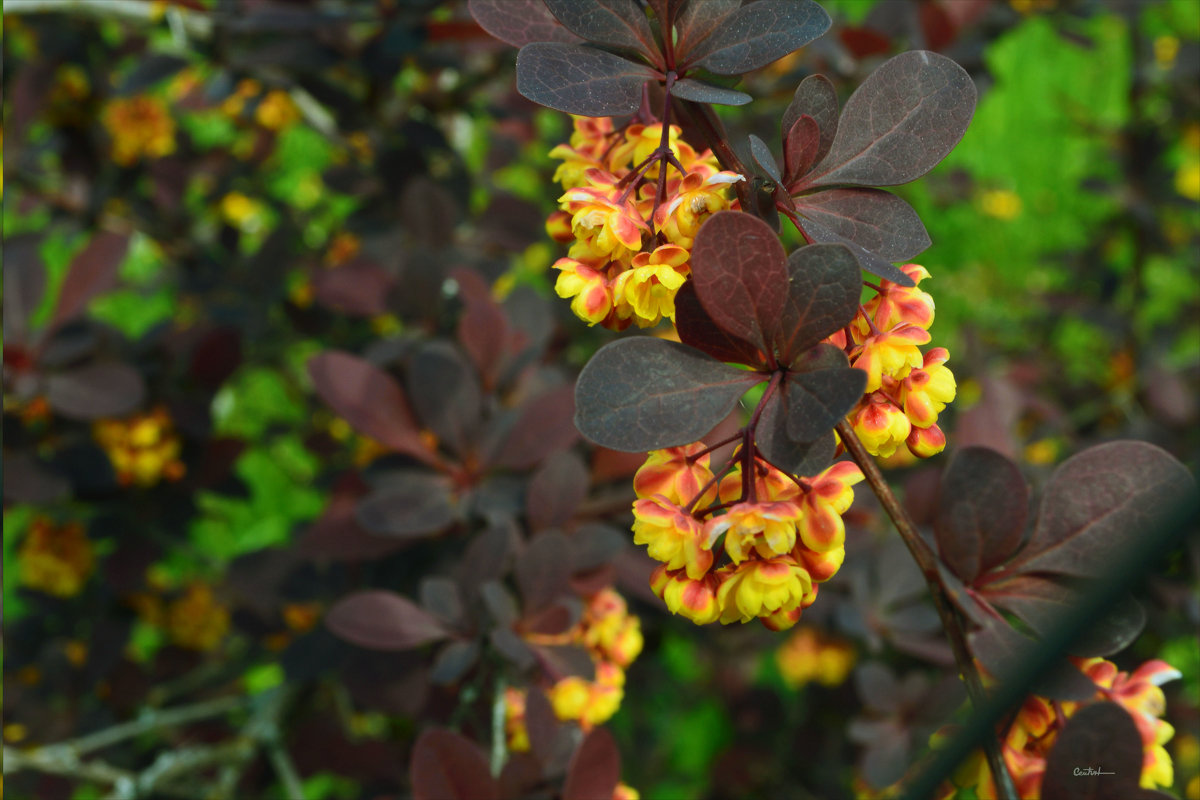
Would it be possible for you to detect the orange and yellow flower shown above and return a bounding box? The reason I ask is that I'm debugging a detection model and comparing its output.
[18,518,95,598]
[103,95,176,166]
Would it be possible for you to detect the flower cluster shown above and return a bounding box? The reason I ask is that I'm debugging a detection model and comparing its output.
[219,78,301,131]
[18,517,95,598]
[633,442,862,631]
[833,264,956,459]
[102,95,176,167]
[775,626,857,689]
[941,656,1180,799]
[547,116,743,329]
[93,407,186,487]
[133,582,231,652]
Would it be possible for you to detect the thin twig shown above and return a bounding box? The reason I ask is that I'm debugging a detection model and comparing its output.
[836,421,1020,800]
[5,0,213,38]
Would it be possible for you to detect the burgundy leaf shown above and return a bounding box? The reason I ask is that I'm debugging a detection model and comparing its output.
[793,213,915,285]
[674,0,741,55]
[51,231,130,328]
[544,0,658,56]
[574,337,763,452]
[563,728,620,800]
[1009,442,1195,578]
[670,78,751,106]
[491,627,537,669]
[528,450,590,531]
[793,188,931,262]
[468,0,583,47]
[311,260,395,316]
[801,51,976,189]
[410,728,499,800]
[773,243,861,365]
[4,235,46,342]
[969,620,1097,701]
[491,384,579,470]
[782,114,820,185]
[756,392,836,476]
[934,447,1028,583]
[499,752,544,800]
[674,281,768,367]
[458,526,517,597]
[749,134,782,184]
[525,688,566,765]
[326,590,451,651]
[784,346,866,442]
[188,326,242,390]
[407,341,483,459]
[2,451,70,504]
[297,476,407,562]
[517,531,573,613]
[533,643,597,680]
[481,581,521,627]
[516,42,658,116]
[690,211,789,355]
[570,523,628,571]
[356,472,457,538]
[430,640,480,686]
[684,0,831,76]
[419,577,464,628]
[46,363,145,420]
[453,267,509,389]
[1042,703,1155,800]
[307,351,434,462]
[781,74,838,166]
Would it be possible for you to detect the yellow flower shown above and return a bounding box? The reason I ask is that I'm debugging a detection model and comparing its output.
[103,96,176,166]
[900,347,956,428]
[633,442,719,507]
[979,189,1022,220]
[776,627,856,689]
[632,496,712,579]
[93,407,186,487]
[716,557,814,624]
[612,244,690,327]
[553,258,614,326]
[19,518,94,598]
[165,583,230,652]
[849,393,912,458]
[705,501,802,564]
[255,90,300,130]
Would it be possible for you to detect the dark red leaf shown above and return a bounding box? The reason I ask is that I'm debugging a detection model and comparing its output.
[839,26,891,59]
[1009,442,1195,578]
[326,590,451,651]
[570,523,627,571]
[516,42,658,116]
[410,728,499,800]
[755,393,836,476]
[801,51,976,189]
[782,114,820,186]
[528,451,590,531]
[690,211,789,355]
[492,384,579,470]
[792,213,915,285]
[430,640,480,685]
[782,74,838,170]
[525,688,565,765]
[544,0,658,55]
[297,476,408,562]
[499,752,544,800]
[46,363,145,420]
[311,260,395,316]
[1042,703,1158,800]
[2,451,70,504]
[773,243,862,366]
[793,188,931,262]
[453,268,509,389]
[419,577,464,628]
[563,727,620,800]
[749,134,782,184]
[674,281,767,367]
[4,235,46,342]
[307,351,434,463]
[934,446,1028,583]
[969,620,1096,701]
[517,531,573,613]
[458,526,517,597]
[481,581,521,627]
[670,78,751,106]
[189,326,242,389]
[784,346,867,442]
[356,472,457,538]
[684,0,831,76]
[406,341,483,459]
[574,337,763,452]
[51,231,130,328]
[469,0,583,47]
[674,0,741,55]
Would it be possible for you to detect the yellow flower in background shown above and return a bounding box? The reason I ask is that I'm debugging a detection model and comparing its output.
[219,191,265,231]
[93,407,186,487]
[19,518,95,598]
[775,627,856,689]
[103,95,176,166]
[324,232,361,267]
[255,89,300,131]
[979,189,1022,220]
[1175,161,1200,202]
[165,583,230,652]
[547,661,624,729]
[504,688,531,753]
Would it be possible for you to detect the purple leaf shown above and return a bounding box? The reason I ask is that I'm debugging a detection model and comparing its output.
[51,231,130,328]
[430,640,480,685]
[4,235,46,342]
[356,472,456,538]
[527,451,590,531]
[468,0,582,47]
[674,0,741,55]
[1010,442,1195,577]
[491,384,578,470]
[452,267,509,390]
[517,531,573,613]
[516,42,658,116]
[544,0,658,56]
[327,590,451,651]
[969,620,1097,701]
[674,281,768,367]
[781,74,838,166]
[406,342,483,459]
[563,727,620,800]
[802,51,976,189]
[1042,703,1163,800]
[934,447,1028,583]
[782,114,820,185]
[793,188,931,262]
[755,394,836,476]
[419,577,464,628]
[410,728,499,800]
[308,351,434,463]
[574,337,763,452]
[46,363,145,420]
[784,345,867,442]
[690,211,789,355]
[794,214,915,285]
[684,0,831,76]
[670,78,752,106]
[749,134,783,184]
[311,261,395,316]
[773,243,861,366]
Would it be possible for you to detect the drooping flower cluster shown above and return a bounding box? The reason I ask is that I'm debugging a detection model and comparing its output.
[102,95,177,167]
[18,517,95,598]
[833,264,957,460]
[547,116,743,329]
[93,406,186,487]
[132,582,231,652]
[940,656,1180,799]
[775,626,857,689]
[633,442,862,632]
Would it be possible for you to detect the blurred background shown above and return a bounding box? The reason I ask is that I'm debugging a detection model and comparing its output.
[3,1,1198,799]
